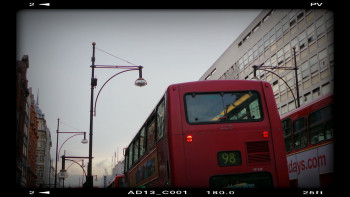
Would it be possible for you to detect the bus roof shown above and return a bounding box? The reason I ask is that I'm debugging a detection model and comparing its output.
[280,92,333,119]
[169,80,268,91]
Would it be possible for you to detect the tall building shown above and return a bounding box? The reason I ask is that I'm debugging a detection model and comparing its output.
[35,103,53,187]
[26,88,39,188]
[200,9,334,115]
[17,56,54,188]
[16,55,30,187]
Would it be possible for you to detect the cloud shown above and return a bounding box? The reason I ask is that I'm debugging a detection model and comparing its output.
[95,158,108,169]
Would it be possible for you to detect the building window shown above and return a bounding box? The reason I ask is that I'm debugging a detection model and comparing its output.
[309,42,317,53]
[290,17,296,27]
[312,87,320,99]
[243,53,248,67]
[310,55,318,73]
[301,48,308,59]
[248,49,253,63]
[304,92,311,104]
[270,28,276,43]
[288,101,296,112]
[321,68,330,80]
[322,82,331,94]
[303,78,311,90]
[263,10,273,22]
[316,15,325,37]
[301,61,309,79]
[275,94,280,105]
[307,24,316,44]
[264,33,270,49]
[297,10,304,20]
[271,54,277,67]
[277,49,284,65]
[326,13,334,30]
[281,104,288,115]
[299,31,307,50]
[306,11,314,23]
[276,28,282,39]
[318,48,327,61]
[253,22,261,33]
[272,80,279,94]
[311,73,320,85]
[282,17,289,32]
[284,44,291,60]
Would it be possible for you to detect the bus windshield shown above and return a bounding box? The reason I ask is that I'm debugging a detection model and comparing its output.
[185,91,263,124]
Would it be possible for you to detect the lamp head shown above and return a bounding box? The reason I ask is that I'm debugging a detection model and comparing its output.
[81,138,88,144]
[135,66,147,87]
[135,77,147,87]
[81,132,88,144]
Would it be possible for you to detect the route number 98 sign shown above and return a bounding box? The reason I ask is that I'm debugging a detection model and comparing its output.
[217,151,242,166]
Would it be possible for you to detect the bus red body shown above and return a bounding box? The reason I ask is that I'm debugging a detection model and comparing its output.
[107,174,125,188]
[124,80,290,188]
[281,93,334,188]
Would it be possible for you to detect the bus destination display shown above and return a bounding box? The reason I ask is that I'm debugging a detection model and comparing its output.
[217,151,242,166]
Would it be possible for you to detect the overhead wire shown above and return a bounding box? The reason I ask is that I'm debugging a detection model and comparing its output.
[95,47,138,66]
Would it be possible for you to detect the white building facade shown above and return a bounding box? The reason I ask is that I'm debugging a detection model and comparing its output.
[200,9,334,115]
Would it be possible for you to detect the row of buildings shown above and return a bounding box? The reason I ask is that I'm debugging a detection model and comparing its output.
[16,55,54,188]
[200,9,334,115]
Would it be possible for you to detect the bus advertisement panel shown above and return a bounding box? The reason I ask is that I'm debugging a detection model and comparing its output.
[281,93,334,188]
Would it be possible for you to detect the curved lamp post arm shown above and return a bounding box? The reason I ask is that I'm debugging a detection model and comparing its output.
[66,159,87,176]
[253,66,298,109]
[93,69,135,116]
[58,133,84,161]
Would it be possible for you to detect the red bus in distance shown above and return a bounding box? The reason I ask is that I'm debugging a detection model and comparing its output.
[124,80,290,188]
[281,93,334,188]
[107,174,125,188]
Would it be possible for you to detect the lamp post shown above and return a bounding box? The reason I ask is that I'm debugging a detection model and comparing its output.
[55,118,88,188]
[60,156,91,188]
[85,42,147,188]
[252,47,300,109]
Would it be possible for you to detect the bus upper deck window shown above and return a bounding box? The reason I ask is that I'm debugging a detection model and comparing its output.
[185,91,263,124]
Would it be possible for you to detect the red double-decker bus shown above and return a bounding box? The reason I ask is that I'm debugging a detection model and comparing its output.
[124,80,290,188]
[107,174,125,188]
[281,93,334,188]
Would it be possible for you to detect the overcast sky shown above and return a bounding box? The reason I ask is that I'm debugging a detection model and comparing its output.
[17,9,261,187]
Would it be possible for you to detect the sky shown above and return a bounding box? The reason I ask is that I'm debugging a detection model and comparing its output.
[17,9,262,187]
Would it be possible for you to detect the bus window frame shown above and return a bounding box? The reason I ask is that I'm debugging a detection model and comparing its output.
[308,104,333,145]
[128,142,134,169]
[124,95,167,172]
[139,126,146,158]
[133,135,140,164]
[282,118,293,153]
[293,116,307,150]
[156,98,166,141]
[146,114,156,151]
[183,90,264,125]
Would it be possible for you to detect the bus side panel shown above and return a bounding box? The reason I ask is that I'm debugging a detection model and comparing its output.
[166,86,187,187]
[262,82,290,187]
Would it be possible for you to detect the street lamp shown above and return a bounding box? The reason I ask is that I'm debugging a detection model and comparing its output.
[54,118,88,188]
[85,42,147,188]
[252,47,300,109]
